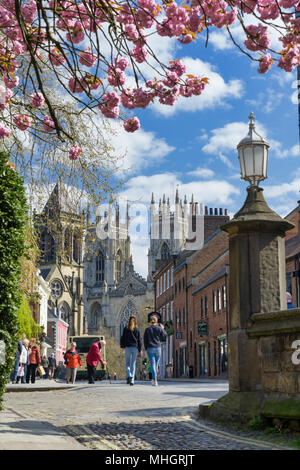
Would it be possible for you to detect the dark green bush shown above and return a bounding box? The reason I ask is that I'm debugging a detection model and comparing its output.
[0,152,27,408]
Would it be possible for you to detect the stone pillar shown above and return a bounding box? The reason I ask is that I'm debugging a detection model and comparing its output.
[199,186,294,423]
[223,186,292,394]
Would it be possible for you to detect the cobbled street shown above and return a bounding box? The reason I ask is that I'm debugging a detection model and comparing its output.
[2,379,296,450]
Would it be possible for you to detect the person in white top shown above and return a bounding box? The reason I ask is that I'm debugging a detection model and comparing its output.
[16,339,29,384]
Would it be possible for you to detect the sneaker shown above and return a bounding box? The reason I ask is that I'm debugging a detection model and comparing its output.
[155,381,158,386]
[130,381,134,386]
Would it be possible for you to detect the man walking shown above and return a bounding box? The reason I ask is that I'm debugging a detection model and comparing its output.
[86,340,106,384]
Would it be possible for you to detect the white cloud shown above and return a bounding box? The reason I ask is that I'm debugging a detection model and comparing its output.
[130,238,150,279]
[201,120,298,160]
[187,167,215,178]
[120,172,240,205]
[150,57,243,116]
[265,177,300,199]
[105,121,175,175]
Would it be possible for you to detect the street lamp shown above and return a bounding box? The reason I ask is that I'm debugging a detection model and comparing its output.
[237,112,269,186]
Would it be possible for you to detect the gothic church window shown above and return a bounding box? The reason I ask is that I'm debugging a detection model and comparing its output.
[89,303,101,329]
[40,230,55,262]
[96,251,105,283]
[119,301,137,337]
[59,301,71,324]
[64,228,72,261]
[161,242,170,260]
[116,250,122,282]
[73,231,81,263]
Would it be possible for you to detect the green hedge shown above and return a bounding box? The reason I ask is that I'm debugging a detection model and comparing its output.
[0,152,27,408]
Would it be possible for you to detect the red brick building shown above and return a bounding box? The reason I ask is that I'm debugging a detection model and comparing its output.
[153,259,175,378]
[173,250,193,377]
[152,203,230,379]
[189,230,229,378]
[285,201,300,307]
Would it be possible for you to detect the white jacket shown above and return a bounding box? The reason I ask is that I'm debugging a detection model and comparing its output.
[20,345,28,364]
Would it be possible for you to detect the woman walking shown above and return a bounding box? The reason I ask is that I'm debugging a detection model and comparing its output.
[26,338,41,384]
[120,315,142,386]
[48,353,56,379]
[64,342,82,384]
[144,314,167,386]
[16,339,29,384]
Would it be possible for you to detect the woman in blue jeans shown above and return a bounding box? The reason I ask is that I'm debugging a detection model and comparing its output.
[120,315,142,386]
[144,314,167,386]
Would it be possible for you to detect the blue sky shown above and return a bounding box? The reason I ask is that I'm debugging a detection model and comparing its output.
[109,26,299,277]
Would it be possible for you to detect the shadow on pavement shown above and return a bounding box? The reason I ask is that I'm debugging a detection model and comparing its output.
[162,390,228,399]
[0,419,65,436]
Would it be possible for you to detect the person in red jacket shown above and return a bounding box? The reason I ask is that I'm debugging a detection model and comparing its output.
[86,340,106,384]
[26,338,41,384]
[64,342,82,384]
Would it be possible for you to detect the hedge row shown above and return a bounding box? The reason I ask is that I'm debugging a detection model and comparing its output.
[0,152,27,408]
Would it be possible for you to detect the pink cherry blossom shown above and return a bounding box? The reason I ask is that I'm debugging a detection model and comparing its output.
[0,0,296,141]
[123,117,140,133]
[68,77,84,93]
[258,54,273,74]
[0,125,11,138]
[4,75,19,89]
[79,51,98,67]
[49,48,66,66]
[30,92,45,108]
[13,114,31,131]
[42,115,55,132]
[69,145,82,160]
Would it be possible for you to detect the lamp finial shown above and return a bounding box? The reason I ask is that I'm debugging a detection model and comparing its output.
[249,112,255,129]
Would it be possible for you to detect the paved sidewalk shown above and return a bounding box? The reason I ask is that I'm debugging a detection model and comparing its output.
[6,380,76,393]
[0,407,87,450]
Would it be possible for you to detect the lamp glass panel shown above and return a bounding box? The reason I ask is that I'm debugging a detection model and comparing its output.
[238,149,245,178]
[263,148,268,177]
[243,146,254,178]
[253,145,264,177]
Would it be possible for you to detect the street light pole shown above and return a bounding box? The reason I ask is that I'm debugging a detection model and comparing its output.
[199,114,294,423]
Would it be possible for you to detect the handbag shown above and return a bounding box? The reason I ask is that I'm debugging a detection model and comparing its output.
[38,364,45,376]
[17,365,24,377]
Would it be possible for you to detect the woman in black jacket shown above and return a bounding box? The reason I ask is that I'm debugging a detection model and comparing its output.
[144,314,167,386]
[120,315,142,386]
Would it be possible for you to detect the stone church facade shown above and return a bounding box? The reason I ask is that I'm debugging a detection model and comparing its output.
[35,182,85,338]
[36,183,155,343]
[83,204,154,343]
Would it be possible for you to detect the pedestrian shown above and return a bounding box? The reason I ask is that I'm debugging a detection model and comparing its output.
[16,339,29,384]
[86,340,106,384]
[287,292,296,309]
[147,364,152,381]
[144,314,167,386]
[26,338,41,384]
[120,315,142,386]
[64,342,82,384]
[48,353,56,379]
[113,372,117,381]
[11,338,23,383]
[41,355,49,379]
